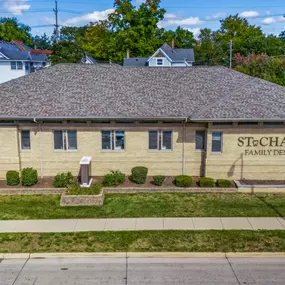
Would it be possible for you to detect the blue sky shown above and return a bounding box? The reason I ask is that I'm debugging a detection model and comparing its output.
[1,0,285,37]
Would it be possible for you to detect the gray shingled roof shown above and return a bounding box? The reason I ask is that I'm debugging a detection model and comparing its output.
[0,64,284,120]
[123,58,148,66]
[161,43,195,62]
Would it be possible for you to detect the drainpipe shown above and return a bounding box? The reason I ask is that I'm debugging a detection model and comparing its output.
[182,118,188,175]
[34,118,43,178]
[16,124,22,173]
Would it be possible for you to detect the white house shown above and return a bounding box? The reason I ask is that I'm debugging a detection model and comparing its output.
[0,40,50,84]
[123,42,195,67]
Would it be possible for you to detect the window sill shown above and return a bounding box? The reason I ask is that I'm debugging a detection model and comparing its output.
[101,150,125,153]
[195,149,206,153]
[211,152,222,155]
[148,150,173,153]
[20,149,31,152]
[53,150,78,152]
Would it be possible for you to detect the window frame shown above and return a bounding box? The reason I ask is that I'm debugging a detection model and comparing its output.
[101,129,125,152]
[20,130,31,151]
[53,130,78,152]
[156,58,163,66]
[10,61,17,70]
[17,61,23,70]
[148,130,173,152]
[195,130,206,152]
[211,131,223,154]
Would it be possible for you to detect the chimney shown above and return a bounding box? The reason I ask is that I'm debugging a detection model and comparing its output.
[126,49,130,59]
[171,38,175,49]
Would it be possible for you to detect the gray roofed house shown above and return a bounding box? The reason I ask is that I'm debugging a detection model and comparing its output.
[0,40,49,84]
[0,63,284,121]
[123,43,195,67]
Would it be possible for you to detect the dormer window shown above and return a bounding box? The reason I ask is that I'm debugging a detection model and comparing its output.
[157,58,163,66]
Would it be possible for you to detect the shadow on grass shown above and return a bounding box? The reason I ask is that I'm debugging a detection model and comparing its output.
[254,193,285,219]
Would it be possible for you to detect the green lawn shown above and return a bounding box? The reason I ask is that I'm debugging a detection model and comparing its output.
[1,230,285,253]
[1,193,285,219]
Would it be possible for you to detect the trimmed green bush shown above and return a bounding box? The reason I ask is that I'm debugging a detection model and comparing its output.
[174,175,193,187]
[6,170,20,186]
[217,179,233,188]
[21,168,38,187]
[131,166,148,184]
[152,175,165,186]
[65,183,102,195]
[199,177,215,187]
[103,170,126,187]
[53,172,74,188]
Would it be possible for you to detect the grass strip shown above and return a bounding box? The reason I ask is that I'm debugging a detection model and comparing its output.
[1,230,285,253]
[1,193,285,220]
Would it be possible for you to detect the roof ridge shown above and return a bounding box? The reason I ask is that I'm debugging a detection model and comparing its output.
[192,74,258,119]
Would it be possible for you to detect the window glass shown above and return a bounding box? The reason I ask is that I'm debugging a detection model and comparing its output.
[17,61,23,70]
[67,130,77,150]
[157,59,163,65]
[212,132,222,153]
[115,131,125,150]
[11,62,16,70]
[149,131,158,150]
[21,130,30,150]
[162,131,172,150]
[25,63,29,71]
[102,130,111,150]
[196,131,206,151]
[54,130,63,150]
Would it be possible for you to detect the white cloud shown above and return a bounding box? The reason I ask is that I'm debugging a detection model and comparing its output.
[186,27,201,37]
[265,10,271,15]
[165,17,204,27]
[261,16,285,25]
[63,9,114,26]
[0,0,30,15]
[205,12,226,20]
[164,13,177,20]
[239,11,259,18]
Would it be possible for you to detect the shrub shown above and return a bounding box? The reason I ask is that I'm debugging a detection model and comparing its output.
[217,179,232,188]
[174,175,193,187]
[6,170,20,186]
[21,167,38,186]
[53,172,74,188]
[152,175,165,186]
[65,183,102,195]
[199,177,215,187]
[131,166,148,184]
[103,170,126,187]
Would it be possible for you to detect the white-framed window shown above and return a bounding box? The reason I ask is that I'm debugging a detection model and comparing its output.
[10,61,23,70]
[149,130,172,151]
[211,131,223,153]
[102,130,125,151]
[20,130,31,150]
[195,130,206,151]
[53,130,77,151]
[156,58,163,66]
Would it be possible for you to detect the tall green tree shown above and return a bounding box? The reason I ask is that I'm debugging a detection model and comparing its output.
[280,31,285,42]
[0,17,32,45]
[32,33,51,50]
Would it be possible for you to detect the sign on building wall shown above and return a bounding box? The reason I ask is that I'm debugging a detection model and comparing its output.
[238,137,285,156]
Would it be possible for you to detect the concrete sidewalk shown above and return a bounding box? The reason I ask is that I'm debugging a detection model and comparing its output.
[0,217,285,233]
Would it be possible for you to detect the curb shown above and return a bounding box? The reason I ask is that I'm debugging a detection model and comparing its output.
[2,252,285,259]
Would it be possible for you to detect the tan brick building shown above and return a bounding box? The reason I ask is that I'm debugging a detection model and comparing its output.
[0,64,284,180]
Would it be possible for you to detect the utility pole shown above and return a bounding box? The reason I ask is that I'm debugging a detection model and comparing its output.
[229,40,233,69]
[54,0,59,43]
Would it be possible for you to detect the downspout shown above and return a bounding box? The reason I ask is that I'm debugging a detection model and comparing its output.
[182,118,189,175]
[16,124,22,173]
[34,118,43,178]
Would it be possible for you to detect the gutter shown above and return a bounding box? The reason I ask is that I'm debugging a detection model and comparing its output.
[191,118,285,122]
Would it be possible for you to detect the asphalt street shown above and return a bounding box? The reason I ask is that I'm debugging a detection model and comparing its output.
[1,256,285,285]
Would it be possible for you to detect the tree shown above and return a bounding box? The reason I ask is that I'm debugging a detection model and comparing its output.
[280,31,285,42]
[0,17,32,45]
[32,33,51,50]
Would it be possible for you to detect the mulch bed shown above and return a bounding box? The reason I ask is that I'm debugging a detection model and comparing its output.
[240,179,285,186]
